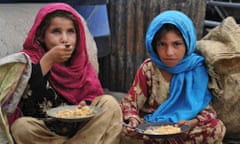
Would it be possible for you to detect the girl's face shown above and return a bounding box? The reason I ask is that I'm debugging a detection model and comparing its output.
[155,31,186,67]
[42,16,77,50]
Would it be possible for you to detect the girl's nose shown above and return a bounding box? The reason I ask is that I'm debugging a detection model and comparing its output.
[61,33,68,44]
[166,47,174,56]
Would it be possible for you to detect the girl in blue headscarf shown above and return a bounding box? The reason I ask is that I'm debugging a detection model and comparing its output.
[120,10,226,144]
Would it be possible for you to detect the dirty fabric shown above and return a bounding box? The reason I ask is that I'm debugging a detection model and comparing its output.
[0,52,31,144]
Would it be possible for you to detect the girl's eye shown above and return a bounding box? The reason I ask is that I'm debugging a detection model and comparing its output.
[52,28,61,34]
[173,41,183,47]
[68,29,76,34]
[156,42,165,47]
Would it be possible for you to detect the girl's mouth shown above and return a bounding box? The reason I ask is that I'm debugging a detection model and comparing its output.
[65,43,71,48]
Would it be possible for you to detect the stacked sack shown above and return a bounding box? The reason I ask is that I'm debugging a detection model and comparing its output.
[197,17,240,140]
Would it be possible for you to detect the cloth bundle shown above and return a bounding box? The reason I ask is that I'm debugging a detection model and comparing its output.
[0,52,31,144]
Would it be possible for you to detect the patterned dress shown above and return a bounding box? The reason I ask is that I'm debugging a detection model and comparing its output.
[120,59,226,144]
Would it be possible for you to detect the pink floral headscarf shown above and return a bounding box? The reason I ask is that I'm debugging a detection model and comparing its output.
[22,3,104,104]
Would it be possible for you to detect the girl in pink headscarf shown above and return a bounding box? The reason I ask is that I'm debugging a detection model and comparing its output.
[10,3,122,144]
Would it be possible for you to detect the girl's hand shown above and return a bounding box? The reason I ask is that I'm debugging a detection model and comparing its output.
[123,117,140,137]
[77,100,87,108]
[177,118,198,131]
[46,44,74,63]
[40,44,74,75]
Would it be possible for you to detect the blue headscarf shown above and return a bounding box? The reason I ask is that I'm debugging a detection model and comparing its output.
[144,10,212,123]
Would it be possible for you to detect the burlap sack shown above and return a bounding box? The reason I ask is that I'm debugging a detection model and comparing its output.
[197,17,240,139]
